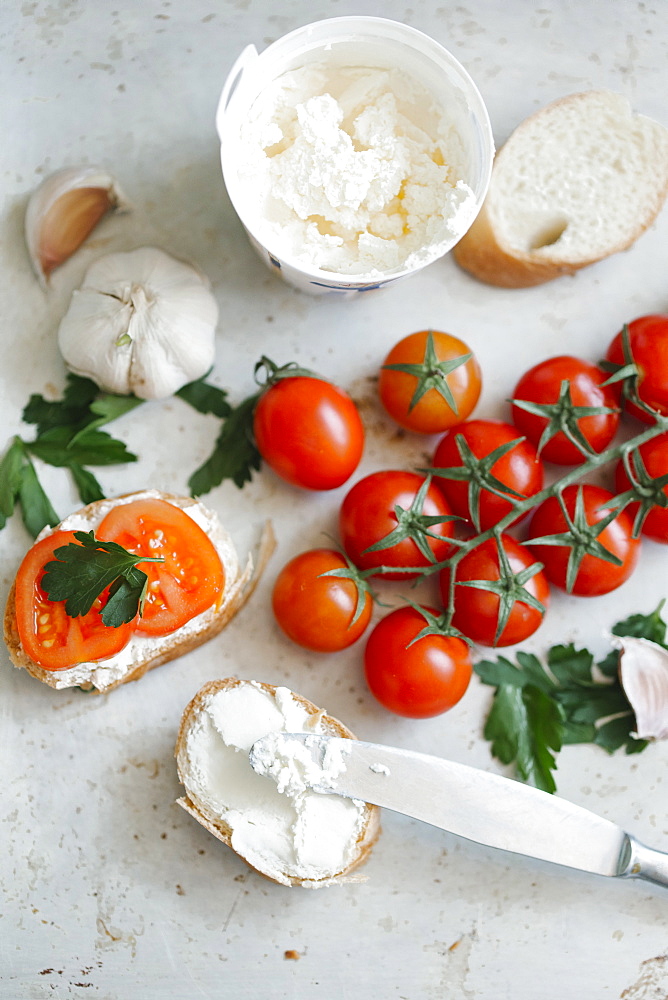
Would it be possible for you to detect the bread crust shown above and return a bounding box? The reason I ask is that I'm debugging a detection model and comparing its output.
[453,201,586,288]
[3,491,275,693]
[453,90,668,288]
[175,678,381,888]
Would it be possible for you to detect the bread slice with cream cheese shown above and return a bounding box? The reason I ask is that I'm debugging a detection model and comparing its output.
[175,678,381,888]
[453,90,668,287]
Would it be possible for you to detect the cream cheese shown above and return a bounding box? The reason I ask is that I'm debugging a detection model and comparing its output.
[251,730,351,796]
[31,490,241,692]
[237,62,476,277]
[178,682,367,886]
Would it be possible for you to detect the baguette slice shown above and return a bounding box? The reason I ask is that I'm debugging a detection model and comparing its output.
[453,90,668,287]
[3,490,275,693]
[175,678,381,888]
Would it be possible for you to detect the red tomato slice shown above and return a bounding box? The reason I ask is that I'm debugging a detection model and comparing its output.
[14,530,136,671]
[97,498,224,636]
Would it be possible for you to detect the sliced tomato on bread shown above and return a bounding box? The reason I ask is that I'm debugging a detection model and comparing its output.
[96,498,224,637]
[14,530,137,671]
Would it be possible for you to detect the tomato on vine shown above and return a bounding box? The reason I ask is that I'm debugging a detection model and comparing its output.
[253,359,364,491]
[511,355,620,464]
[339,470,457,579]
[378,329,482,434]
[431,419,544,531]
[271,548,373,652]
[363,605,472,718]
[439,534,550,647]
[527,484,640,596]
[605,314,668,423]
[614,432,668,544]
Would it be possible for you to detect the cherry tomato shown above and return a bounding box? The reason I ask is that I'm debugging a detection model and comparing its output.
[432,419,544,531]
[272,548,373,652]
[527,484,640,596]
[14,530,136,670]
[439,534,550,647]
[339,470,455,580]
[605,314,668,423]
[364,605,472,718]
[614,432,668,544]
[253,376,364,490]
[511,356,620,464]
[97,498,224,636]
[378,329,482,434]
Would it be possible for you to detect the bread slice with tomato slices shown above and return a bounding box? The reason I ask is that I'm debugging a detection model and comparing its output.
[3,490,274,693]
[175,677,381,887]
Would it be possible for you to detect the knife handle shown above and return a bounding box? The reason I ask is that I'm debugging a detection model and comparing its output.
[622,836,668,888]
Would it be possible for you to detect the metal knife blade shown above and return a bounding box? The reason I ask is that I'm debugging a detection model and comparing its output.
[249,734,668,887]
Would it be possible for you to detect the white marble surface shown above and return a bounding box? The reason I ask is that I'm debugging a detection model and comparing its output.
[1,1,667,997]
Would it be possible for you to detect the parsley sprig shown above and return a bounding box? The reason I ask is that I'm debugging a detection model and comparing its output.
[0,374,140,537]
[0,371,230,538]
[41,530,164,627]
[474,605,665,794]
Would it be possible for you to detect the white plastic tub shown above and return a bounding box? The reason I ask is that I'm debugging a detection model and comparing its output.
[216,17,494,296]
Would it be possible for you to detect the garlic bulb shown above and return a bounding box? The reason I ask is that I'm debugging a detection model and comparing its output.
[25,166,129,284]
[616,635,668,741]
[57,247,219,400]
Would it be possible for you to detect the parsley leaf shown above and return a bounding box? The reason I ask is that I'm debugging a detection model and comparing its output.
[176,374,232,417]
[41,530,163,627]
[0,438,60,537]
[22,374,100,434]
[612,602,668,646]
[188,393,261,494]
[474,605,664,791]
[18,458,60,537]
[27,425,137,468]
[0,437,26,528]
[1,376,145,536]
[69,463,105,505]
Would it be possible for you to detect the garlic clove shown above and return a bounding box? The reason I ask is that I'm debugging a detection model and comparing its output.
[25,166,130,284]
[616,635,668,741]
[57,246,218,400]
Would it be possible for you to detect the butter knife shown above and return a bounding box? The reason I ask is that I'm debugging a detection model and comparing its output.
[249,733,668,888]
